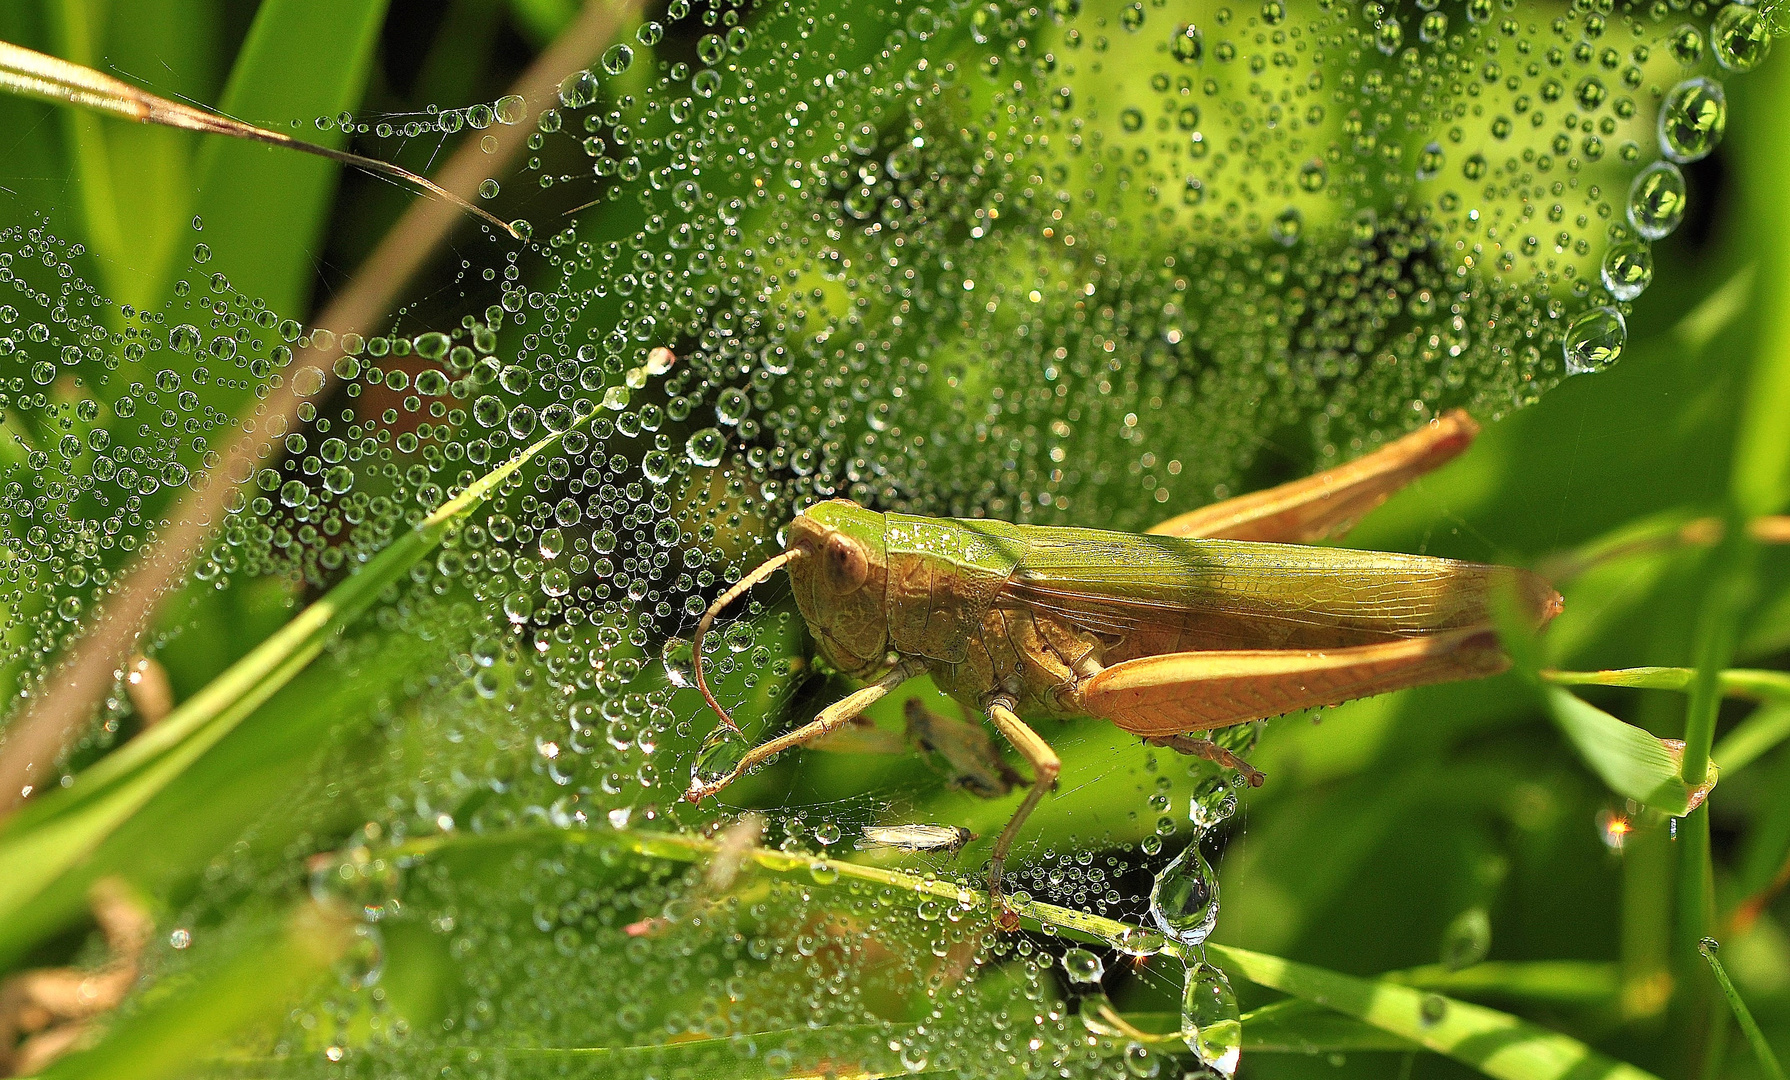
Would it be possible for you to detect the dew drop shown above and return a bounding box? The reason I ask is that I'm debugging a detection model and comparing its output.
[1600,240,1653,302]
[1441,906,1492,970]
[1062,947,1104,984]
[1563,305,1626,375]
[1627,161,1686,240]
[1658,77,1725,164]
[1711,4,1771,72]
[1149,841,1217,946]
[602,44,634,77]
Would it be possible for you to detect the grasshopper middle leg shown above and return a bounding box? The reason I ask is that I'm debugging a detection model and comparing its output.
[983,699,1061,911]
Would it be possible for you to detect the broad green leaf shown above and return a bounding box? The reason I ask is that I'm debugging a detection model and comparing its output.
[1543,688,1716,816]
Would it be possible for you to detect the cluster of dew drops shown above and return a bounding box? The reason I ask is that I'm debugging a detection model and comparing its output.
[0,0,1780,1075]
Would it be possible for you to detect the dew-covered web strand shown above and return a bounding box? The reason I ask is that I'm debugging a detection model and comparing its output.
[692,547,804,737]
[0,0,643,816]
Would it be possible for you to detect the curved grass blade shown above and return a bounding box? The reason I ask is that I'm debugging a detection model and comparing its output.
[1698,939,1787,1080]
[0,39,518,239]
[0,412,591,936]
[1205,944,1658,1080]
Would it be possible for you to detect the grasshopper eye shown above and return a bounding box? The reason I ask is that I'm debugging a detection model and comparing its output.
[824,533,869,594]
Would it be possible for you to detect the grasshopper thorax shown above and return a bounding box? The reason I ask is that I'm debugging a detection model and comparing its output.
[786,500,892,678]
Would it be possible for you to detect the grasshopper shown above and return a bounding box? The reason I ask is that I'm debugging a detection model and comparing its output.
[684,411,1563,910]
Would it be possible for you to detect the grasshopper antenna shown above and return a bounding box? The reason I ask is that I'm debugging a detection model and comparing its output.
[693,549,803,732]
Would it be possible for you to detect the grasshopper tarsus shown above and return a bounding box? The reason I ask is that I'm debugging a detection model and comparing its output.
[1146,734,1266,787]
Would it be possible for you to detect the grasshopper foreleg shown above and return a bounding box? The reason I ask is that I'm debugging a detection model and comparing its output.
[683,661,921,803]
[983,700,1061,918]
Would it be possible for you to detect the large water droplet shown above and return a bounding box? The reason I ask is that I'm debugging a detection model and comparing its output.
[1658,77,1725,163]
[1441,906,1492,970]
[1711,4,1771,72]
[686,427,726,467]
[1180,963,1242,1077]
[1601,240,1653,302]
[662,637,695,687]
[1628,161,1686,240]
[694,728,748,788]
[1062,947,1105,985]
[1149,841,1217,946]
[1563,306,1626,375]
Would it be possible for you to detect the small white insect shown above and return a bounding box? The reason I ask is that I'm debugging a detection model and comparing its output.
[856,824,977,856]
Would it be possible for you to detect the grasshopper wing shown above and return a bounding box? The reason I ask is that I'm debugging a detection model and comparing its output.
[1072,627,1510,735]
[1000,528,1560,652]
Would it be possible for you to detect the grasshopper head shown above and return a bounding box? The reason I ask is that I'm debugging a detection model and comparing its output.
[786,499,891,677]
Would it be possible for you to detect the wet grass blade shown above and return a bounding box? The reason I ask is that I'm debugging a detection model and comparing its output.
[1698,939,1786,1080]
[0,417,586,932]
[1542,688,1716,816]
[1206,944,1659,1080]
[0,39,518,238]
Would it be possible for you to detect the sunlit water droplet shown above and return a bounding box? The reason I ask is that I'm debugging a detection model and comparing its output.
[1658,76,1726,164]
[1563,306,1626,375]
[1149,840,1218,946]
[1062,946,1104,984]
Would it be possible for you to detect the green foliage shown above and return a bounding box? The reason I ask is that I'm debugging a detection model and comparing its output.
[0,3,1788,1080]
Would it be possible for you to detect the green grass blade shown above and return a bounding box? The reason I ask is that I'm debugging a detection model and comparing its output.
[0,39,514,241]
[1238,1000,1420,1053]
[1543,688,1716,816]
[1698,939,1787,1080]
[1390,962,1620,1007]
[0,414,588,930]
[1712,702,1790,773]
[1207,943,1659,1080]
[1543,667,1790,702]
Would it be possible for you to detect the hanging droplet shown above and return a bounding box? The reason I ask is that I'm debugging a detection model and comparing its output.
[1440,906,1492,970]
[693,728,748,788]
[1658,77,1725,164]
[1062,947,1105,984]
[1601,240,1653,302]
[1627,161,1686,240]
[1150,840,1218,946]
[1562,306,1626,375]
[662,637,695,687]
[1180,962,1242,1077]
